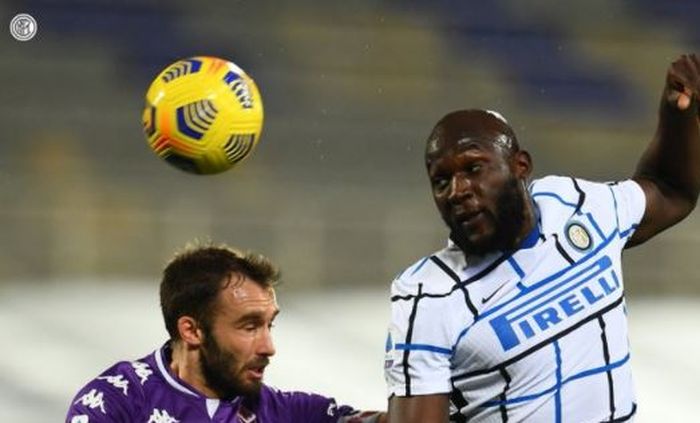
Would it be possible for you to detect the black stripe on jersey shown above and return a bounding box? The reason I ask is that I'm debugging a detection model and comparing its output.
[391,291,451,302]
[598,316,616,421]
[430,255,460,282]
[498,368,512,422]
[431,256,479,318]
[609,402,636,422]
[461,253,509,287]
[452,294,625,380]
[391,254,509,303]
[449,410,467,423]
[571,177,586,215]
[449,382,469,423]
[402,283,423,396]
[552,234,575,265]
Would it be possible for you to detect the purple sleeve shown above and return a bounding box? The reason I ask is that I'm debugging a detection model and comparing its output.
[65,365,143,422]
[276,390,358,422]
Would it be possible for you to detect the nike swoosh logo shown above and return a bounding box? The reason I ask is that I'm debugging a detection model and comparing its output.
[481,282,509,304]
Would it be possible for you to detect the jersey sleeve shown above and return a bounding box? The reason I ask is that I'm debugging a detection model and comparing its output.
[274,389,357,423]
[608,179,646,241]
[385,273,462,397]
[65,365,144,422]
[533,176,646,243]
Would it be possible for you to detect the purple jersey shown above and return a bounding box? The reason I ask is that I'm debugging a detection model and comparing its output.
[66,342,356,422]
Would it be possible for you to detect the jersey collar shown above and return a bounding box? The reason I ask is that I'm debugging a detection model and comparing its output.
[518,220,540,249]
[155,342,201,398]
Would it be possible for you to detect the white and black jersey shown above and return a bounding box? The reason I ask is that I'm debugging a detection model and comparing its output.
[385,176,645,422]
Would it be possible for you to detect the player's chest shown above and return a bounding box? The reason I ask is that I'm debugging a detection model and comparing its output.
[457,233,623,368]
[143,394,253,423]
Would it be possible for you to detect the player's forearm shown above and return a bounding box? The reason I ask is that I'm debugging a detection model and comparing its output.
[388,395,449,423]
[635,90,700,212]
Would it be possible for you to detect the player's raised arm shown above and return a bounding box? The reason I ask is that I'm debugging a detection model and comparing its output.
[630,53,700,246]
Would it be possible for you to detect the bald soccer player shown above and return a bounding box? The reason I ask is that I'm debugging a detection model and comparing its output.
[385,54,700,422]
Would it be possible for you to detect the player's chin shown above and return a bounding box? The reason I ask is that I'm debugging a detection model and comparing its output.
[239,380,263,397]
[239,371,265,392]
[452,228,499,256]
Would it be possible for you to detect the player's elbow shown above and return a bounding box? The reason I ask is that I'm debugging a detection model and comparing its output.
[674,186,698,219]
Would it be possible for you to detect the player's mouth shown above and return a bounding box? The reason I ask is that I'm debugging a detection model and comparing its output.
[245,360,269,380]
[453,209,485,227]
[247,367,265,380]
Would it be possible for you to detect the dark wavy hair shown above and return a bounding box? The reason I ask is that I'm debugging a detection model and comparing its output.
[159,243,280,340]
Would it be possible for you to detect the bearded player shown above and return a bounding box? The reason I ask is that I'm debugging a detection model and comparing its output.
[385,54,700,422]
[67,244,385,422]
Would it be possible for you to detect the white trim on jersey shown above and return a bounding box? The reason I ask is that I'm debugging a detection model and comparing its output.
[206,398,221,418]
[154,345,199,398]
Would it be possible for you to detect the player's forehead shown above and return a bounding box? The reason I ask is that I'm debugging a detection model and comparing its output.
[425,134,510,169]
[427,134,505,153]
[425,110,514,160]
[217,274,278,317]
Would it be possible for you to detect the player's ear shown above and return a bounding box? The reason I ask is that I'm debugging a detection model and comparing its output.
[177,316,204,347]
[512,150,533,180]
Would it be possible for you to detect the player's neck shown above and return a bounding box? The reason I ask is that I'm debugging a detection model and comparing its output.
[514,199,538,249]
[169,340,219,398]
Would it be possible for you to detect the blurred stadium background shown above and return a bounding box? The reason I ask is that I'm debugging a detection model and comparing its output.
[1,0,698,421]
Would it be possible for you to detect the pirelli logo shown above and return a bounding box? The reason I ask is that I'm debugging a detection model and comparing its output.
[489,255,618,351]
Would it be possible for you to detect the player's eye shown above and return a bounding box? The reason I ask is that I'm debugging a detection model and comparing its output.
[239,319,263,332]
[466,163,482,174]
[432,178,450,192]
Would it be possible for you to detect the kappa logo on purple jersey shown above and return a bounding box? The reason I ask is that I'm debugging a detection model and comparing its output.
[74,389,106,414]
[131,361,153,384]
[97,374,129,396]
[147,408,179,423]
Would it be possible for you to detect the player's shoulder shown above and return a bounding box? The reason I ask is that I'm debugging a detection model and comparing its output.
[531,175,583,196]
[531,175,625,207]
[67,355,153,422]
[391,244,463,295]
[77,350,158,398]
[78,355,152,398]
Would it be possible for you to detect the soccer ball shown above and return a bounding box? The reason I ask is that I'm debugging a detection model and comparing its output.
[142,56,264,174]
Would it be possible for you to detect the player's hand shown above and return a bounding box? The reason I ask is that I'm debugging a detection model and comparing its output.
[665,53,700,112]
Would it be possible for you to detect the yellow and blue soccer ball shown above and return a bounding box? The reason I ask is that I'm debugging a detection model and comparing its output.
[142,56,263,174]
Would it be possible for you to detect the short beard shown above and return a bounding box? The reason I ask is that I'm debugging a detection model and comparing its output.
[450,176,526,256]
[199,328,262,401]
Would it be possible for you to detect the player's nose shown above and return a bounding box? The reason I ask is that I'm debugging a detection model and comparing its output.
[257,327,276,356]
[448,173,474,204]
